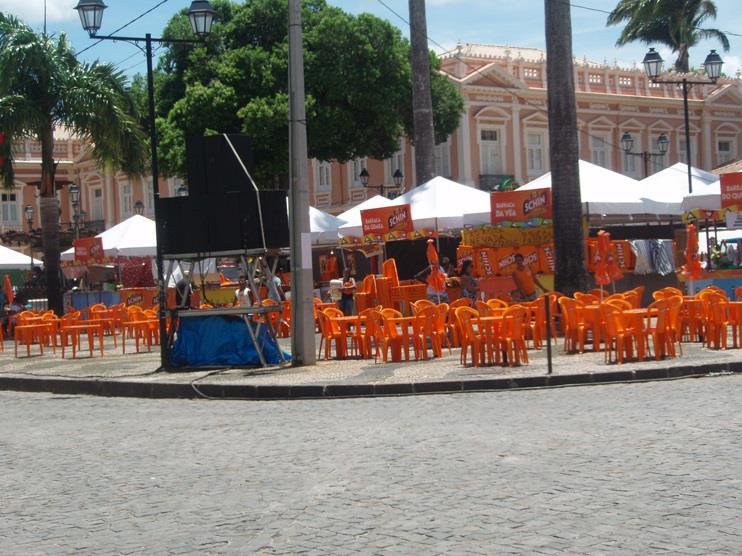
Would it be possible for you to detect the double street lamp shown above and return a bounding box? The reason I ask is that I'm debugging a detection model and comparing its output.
[358,168,404,198]
[642,47,724,193]
[74,0,215,368]
[69,183,82,239]
[620,132,668,178]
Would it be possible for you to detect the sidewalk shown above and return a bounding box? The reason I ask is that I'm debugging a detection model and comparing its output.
[1,336,740,399]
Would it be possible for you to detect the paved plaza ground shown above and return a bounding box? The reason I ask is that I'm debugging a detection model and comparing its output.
[2,375,742,554]
[0,333,740,394]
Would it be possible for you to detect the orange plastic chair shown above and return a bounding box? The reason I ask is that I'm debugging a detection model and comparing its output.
[498,306,529,367]
[412,306,444,360]
[455,306,484,367]
[574,292,600,305]
[14,324,46,357]
[588,288,609,298]
[600,305,641,364]
[664,295,684,357]
[558,297,586,354]
[122,308,155,353]
[605,298,632,311]
[361,309,390,362]
[475,300,493,317]
[707,296,736,350]
[316,311,345,360]
[381,308,403,319]
[486,298,509,310]
[735,286,742,301]
[411,299,436,315]
[643,299,673,360]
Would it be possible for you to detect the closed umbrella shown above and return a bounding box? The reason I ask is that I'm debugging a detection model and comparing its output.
[682,223,703,294]
[3,274,13,305]
[426,239,446,302]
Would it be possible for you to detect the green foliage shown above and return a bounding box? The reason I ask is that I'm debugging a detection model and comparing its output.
[154,0,463,187]
[0,14,147,189]
[607,0,730,72]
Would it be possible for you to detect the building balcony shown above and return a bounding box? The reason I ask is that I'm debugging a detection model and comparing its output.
[478,174,515,191]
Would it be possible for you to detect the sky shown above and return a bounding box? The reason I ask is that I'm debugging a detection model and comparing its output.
[2,0,741,79]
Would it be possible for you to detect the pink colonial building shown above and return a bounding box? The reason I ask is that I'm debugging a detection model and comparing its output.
[4,42,741,235]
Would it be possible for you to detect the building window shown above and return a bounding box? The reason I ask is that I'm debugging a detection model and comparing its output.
[678,137,697,165]
[121,183,133,218]
[588,74,603,84]
[479,128,504,175]
[590,135,609,168]
[317,161,331,191]
[90,188,104,221]
[618,76,633,87]
[523,67,540,79]
[1,192,19,228]
[718,140,734,165]
[351,158,367,189]
[434,139,451,178]
[526,132,546,176]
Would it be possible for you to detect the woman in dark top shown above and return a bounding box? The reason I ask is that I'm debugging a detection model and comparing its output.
[459,260,480,301]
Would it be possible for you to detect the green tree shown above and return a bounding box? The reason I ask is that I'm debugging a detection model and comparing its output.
[0,15,147,314]
[153,0,463,187]
[607,0,730,72]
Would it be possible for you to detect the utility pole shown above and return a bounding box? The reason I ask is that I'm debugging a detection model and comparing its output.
[544,0,588,295]
[409,0,435,185]
[288,0,316,366]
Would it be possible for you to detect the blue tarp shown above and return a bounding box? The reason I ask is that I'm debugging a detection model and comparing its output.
[169,315,290,368]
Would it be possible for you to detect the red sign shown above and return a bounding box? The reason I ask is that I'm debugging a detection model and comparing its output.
[73,237,104,263]
[490,188,552,225]
[361,204,413,236]
[720,172,742,209]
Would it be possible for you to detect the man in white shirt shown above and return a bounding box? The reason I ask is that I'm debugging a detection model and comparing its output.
[233,276,252,307]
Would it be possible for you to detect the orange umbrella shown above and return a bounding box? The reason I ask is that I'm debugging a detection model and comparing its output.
[3,274,13,306]
[682,223,703,281]
[593,230,611,287]
[426,239,446,294]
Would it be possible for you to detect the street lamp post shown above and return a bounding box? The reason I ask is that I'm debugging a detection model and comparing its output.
[24,204,34,270]
[620,132,669,178]
[69,183,81,239]
[642,48,724,193]
[75,0,215,369]
[358,168,404,198]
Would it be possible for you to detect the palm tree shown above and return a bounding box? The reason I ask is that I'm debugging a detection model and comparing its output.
[545,0,589,295]
[607,0,730,72]
[0,14,146,314]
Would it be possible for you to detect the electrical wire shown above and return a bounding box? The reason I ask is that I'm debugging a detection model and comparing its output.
[375,0,729,179]
[74,0,172,57]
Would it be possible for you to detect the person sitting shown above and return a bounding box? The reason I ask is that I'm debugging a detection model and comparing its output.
[459,260,480,301]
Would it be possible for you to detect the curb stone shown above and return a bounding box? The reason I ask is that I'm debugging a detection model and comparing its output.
[0,361,740,400]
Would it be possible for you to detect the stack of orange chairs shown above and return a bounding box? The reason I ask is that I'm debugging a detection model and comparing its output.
[558,297,587,354]
[600,304,643,364]
[354,275,378,314]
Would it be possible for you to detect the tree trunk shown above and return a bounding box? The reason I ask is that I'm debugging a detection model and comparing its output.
[409,0,435,186]
[39,124,63,315]
[545,0,588,295]
[674,44,690,73]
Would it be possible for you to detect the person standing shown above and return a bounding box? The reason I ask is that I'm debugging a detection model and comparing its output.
[339,267,356,315]
[233,276,252,307]
[511,253,547,302]
[459,260,480,301]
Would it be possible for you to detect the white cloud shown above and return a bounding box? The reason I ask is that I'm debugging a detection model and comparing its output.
[0,0,78,24]
[723,55,741,78]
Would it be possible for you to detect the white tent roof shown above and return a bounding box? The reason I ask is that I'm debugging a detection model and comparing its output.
[309,206,346,245]
[337,195,395,237]
[61,214,156,261]
[639,163,720,215]
[680,181,722,212]
[518,159,645,216]
[390,176,492,231]
[0,244,42,269]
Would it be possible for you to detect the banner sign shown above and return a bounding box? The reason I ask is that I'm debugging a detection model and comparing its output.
[361,204,413,238]
[73,237,104,263]
[720,172,742,209]
[490,188,552,225]
[726,211,742,230]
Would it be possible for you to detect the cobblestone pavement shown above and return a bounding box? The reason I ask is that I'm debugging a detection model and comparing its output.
[1,334,740,388]
[2,376,742,554]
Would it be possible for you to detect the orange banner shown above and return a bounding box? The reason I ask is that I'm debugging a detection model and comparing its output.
[720,172,742,209]
[73,237,104,263]
[490,188,552,225]
[361,204,413,236]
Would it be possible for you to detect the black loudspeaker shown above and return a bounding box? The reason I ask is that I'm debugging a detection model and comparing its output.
[159,191,290,256]
[186,134,255,197]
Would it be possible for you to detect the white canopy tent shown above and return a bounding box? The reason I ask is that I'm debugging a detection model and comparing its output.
[309,206,346,245]
[520,160,645,215]
[680,181,722,213]
[0,244,42,269]
[337,195,395,237]
[639,163,720,215]
[61,214,156,261]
